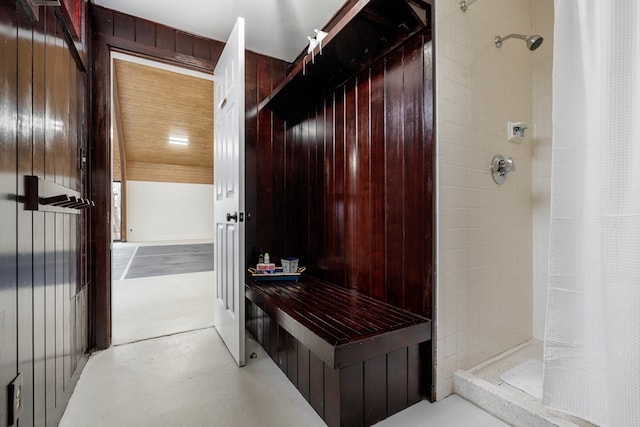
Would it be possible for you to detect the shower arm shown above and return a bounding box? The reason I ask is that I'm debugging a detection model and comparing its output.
[494,34,526,48]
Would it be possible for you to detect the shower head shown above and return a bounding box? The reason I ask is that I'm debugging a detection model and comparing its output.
[494,34,544,51]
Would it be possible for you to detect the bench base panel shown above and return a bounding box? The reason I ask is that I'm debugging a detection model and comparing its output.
[247,299,428,427]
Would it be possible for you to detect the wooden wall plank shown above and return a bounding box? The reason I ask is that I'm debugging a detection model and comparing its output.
[407,343,423,405]
[113,11,135,41]
[44,10,57,180]
[370,60,386,302]
[256,54,274,259]
[402,35,427,315]
[175,31,194,56]
[383,47,406,309]
[423,39,435,319]
[387,347,408,415]
[134,18,155,46]
[55,214,65,407]
[333,87,346,286]
[0,4,19,427]
[364,354,387,425]
[262,307,271,358]
[33,11,47,425]
[33,212,47,425]
[17,8,35,426]
[277,325,288,374]
[93,6,113,36]
[309,352,325,419]
[344,80,357,290]
[69,214,78,373]
[193,36,211,61]
[340,363,365,427]
[155,24,175,51]
[269,313,279,360]
[356,71,372,297]
[45,213,56,420]
[323,96,337,283]
[297,343,311,402]
[245,52,258,264]
[287,334,298,386]
[68,54,79,191]
[313,105,326,275]
[270,59,287,258]
[324,365,340,427]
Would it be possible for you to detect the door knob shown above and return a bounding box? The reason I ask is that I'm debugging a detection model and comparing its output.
[227,212,238,222]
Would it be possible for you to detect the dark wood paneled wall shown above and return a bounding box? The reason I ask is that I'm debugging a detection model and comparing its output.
[257,33,434,319]
[0,1,89,426]
[90,5,287,348]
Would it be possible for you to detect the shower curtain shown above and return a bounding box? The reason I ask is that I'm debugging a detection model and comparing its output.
[543,1,640,426]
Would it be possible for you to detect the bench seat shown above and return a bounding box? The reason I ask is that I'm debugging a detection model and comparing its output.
[245,275,432,427]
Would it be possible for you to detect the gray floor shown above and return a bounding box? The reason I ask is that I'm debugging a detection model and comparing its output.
[112,271,215,345]
[116,243,214,279]
[61,327,508,427]
[60,241,508,426]
[112,246,136,280]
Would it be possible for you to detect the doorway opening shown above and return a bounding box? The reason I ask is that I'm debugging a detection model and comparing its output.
[110,51,216,345]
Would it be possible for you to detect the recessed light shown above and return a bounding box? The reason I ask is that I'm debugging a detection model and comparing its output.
[169,136,190,146]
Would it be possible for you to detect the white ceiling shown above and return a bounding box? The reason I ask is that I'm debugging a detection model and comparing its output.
[93,0,347,62]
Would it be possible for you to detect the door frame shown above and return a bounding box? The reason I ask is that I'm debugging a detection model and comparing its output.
[90,18,224,349]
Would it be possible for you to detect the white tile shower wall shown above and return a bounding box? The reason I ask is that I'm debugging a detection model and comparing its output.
[532,0,554,340]
[435,0,535,398]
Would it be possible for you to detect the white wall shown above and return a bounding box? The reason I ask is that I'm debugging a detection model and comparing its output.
[435,0,537,398]
[532,0,554,340]
[126,181,214,242]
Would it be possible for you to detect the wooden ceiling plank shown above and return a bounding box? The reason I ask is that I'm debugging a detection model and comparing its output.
[114,59,213,170]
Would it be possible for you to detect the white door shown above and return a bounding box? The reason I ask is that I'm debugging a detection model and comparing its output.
[213,17,246,367]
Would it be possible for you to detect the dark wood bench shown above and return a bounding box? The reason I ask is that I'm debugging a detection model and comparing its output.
[245,275,432,427]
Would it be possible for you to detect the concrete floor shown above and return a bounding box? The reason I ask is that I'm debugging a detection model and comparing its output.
[112,271,215,345]
[60,245,508,426]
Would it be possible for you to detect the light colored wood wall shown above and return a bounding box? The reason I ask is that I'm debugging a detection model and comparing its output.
[127,161,213,184]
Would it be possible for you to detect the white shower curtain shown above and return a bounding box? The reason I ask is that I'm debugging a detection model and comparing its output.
[544,1,640,426]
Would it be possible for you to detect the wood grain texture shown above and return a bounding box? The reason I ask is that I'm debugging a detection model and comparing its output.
[0,5,19,427]
[364,354,387,425]
[245,277,431,426]
[1,3,89,426]
[257,31,434,320]
[17,7,35,426]
[113,59,213,170]
[126,161,212,184]
[245,276,431,369]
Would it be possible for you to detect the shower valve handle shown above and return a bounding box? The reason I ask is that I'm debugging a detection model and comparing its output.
[490,155,516,185]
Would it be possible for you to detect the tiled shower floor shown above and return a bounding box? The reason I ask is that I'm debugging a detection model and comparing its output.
[453,339,595,427]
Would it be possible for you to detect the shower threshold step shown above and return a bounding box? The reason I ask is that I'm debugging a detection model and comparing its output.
[453,339,595,427]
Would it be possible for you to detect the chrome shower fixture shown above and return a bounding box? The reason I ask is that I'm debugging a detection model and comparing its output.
[490,155,516,185]
[494,34,544,51]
